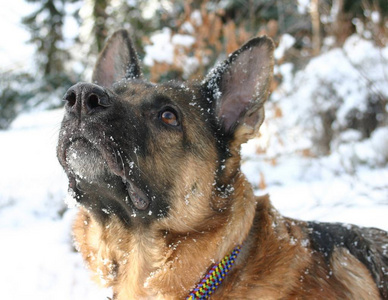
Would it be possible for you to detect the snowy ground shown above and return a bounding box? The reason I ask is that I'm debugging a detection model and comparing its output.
[0,110,110,299]
[0,106,387,299]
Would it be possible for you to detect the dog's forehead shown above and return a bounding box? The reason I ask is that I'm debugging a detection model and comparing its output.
[113,80,203,108]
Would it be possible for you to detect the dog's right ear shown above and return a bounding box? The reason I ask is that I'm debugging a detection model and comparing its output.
[92,29,142,87]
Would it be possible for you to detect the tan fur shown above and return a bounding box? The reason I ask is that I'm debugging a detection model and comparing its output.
[330,248,380,299]
[73,171,381,299]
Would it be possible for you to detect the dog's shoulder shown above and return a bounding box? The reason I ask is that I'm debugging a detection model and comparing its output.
[252,200,388,298]
[306,221,388,297]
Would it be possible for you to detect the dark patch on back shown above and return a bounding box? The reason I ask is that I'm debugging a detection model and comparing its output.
[307,221,388,298]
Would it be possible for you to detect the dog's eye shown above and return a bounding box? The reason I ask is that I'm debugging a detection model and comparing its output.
[160,110,179,126]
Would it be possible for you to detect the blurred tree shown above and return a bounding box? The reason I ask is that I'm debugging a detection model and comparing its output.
[92,0,109,53]
[2,0,385,132]
[143,0,310,81]
[0,72,34,129]
[323,0,388,46]
[22,0,68,77]
[78,0,156,76]
[142,0,388,82]
[0,0,83,129]
[108,0,156,58]
[310,0,321,55]
[21,0,80,104]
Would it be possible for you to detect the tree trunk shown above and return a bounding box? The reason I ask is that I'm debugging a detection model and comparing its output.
[310,0,320,55]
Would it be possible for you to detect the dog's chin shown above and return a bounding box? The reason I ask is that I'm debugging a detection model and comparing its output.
[65,139,150,212]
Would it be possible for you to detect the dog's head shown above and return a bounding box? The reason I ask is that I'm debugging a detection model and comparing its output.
[57,30,274,228]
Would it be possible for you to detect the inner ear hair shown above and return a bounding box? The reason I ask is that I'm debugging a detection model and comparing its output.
[203,36,275,135]
[92,29,142,88]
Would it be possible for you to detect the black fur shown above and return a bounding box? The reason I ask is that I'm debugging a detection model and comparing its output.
[307,221,388,298]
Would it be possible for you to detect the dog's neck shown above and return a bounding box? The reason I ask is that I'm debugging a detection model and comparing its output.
[149,170,256,297]
[74,169,257,299]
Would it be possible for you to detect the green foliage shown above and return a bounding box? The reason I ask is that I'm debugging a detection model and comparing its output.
[4,0,82,129]
[92,0,109,53]
[0,69,80,129]
[344,0,388,16]
[0,72,34,129]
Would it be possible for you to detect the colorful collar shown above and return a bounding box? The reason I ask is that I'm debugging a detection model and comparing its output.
[186,245,242,300]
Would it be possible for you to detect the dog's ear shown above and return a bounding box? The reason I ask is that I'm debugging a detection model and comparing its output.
[92,29,142,87]
[203,36,274,140]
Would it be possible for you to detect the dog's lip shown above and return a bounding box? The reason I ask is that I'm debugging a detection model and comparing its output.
[123,178,150,210]
[60,135,150,211]
[58,136,87,170]
[100,148,150,211]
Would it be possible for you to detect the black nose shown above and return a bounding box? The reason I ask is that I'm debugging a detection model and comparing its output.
[63,82,112,116]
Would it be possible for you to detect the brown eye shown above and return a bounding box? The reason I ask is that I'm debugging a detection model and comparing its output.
[160,110,179,126]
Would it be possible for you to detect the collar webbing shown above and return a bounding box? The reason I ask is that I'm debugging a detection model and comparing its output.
[186,245,242,300]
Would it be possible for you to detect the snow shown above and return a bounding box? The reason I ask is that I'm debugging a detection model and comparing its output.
[241,145,388,229]
[0,34,387,299]
[171,34,196,48]
[241,34,388,230]
[297,0,311,14]
[143,12,215,80]
[0,109,110,299]
[274,34,296,60]
[0,0,36,72]
[144,28,174,66]
[270,34,388,155]
[190,10,202,27]
[371,11,380,24]
[144,28,199,79]
[181,21,195,34]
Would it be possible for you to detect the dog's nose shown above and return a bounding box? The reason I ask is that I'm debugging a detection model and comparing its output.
[63,82,112,116]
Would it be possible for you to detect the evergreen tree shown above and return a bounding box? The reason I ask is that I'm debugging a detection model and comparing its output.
[109,0,156,59]
[20,0,81,109]
[92,0,109,53]
[0,72,34,129]
[22,0,68,77]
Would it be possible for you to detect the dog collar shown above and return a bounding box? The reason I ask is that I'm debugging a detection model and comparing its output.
[186,245,242,299]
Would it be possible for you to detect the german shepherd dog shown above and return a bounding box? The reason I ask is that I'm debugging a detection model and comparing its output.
[57,30,388,299]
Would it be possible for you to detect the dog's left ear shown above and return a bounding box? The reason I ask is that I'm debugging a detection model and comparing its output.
[203,36,274,142]
[92,29,142,87]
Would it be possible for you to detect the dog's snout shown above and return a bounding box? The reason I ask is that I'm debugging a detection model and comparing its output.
[63,83,112,116]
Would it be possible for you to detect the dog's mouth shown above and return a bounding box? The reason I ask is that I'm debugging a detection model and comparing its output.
[60,137,150,211]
